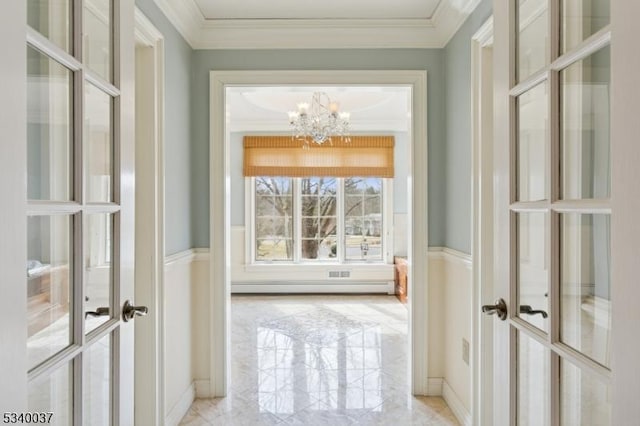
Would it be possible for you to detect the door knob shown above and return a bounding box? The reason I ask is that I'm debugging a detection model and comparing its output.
[122,300,148,322]
[85,307,110,319]
[519,305,548,318]
[482,298,508,320]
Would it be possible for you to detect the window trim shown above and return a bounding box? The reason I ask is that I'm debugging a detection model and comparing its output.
[246,176,393,265]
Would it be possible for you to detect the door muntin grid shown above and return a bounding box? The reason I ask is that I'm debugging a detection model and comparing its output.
[26,0,121,422]
[512,0,612,424]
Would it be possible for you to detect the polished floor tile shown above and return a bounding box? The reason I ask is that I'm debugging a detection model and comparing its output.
[180,295,459,425]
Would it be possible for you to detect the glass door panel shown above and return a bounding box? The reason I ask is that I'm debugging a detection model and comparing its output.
[517,332,550,426]
[517,212,549,332]
[27,0,72,54]
[561,0,610,53]
[84,82,113,203]
[83,334,111,426]
[27,215,72,369]
[28,361,73,425]
[83,0,112,82]
[27,46,73,202]
[560,46,611,200]
[518,0,549,81]
[560,213,611,367]
[517,83,549,202]
[561,358,611,425]
[84,213,113,334]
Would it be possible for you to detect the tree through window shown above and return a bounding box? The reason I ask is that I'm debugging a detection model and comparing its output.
[253,176,384,262]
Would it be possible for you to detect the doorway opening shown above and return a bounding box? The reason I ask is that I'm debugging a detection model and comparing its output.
[208,70,430,398]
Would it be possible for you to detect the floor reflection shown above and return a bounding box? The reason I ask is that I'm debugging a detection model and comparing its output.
[181,295,459,425]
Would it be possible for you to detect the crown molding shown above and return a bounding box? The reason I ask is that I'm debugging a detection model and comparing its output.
[153,0,201,46]
[153,0,481,49]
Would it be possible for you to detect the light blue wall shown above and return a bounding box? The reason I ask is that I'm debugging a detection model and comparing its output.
[229,131,409,227]
[135,0,193,255]
[191,49,446,247]
[443,0,492,254]
[134,0,494,253]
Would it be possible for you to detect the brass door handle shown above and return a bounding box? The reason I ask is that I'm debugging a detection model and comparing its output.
[482,298,508,320]
[122,300,148,322]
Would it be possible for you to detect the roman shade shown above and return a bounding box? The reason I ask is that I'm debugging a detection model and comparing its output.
[243,135,394,177]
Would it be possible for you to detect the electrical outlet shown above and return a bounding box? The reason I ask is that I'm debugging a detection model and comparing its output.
[462,338,470,365]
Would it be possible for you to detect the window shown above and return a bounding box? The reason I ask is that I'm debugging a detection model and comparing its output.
[251,177,388,263]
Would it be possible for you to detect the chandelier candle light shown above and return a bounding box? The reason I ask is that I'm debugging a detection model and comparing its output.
[288,92,351,147]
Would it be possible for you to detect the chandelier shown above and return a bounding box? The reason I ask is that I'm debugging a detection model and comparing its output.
[288,92,350,146]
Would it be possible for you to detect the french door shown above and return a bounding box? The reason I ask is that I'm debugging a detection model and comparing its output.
[489,0,635,424]
[0,0,136,423]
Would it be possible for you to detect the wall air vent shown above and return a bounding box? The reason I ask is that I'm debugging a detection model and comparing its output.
[328,271,340,278]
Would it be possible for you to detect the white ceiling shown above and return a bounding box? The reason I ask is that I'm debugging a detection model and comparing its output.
[153,0,481,49]
[194,0,442,20]
[227,86,411,133]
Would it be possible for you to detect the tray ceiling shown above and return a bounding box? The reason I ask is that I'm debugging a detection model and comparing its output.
[193,0,442,20]
[153,0,482,49]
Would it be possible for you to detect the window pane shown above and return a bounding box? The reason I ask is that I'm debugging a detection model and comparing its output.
[28,0,72,53]
[85,213,113,334]
[85,83,113,203]
[27,46,73,202]
[345,178,383,261]
[300,178,337,260]
[256,239,292,261]
[256,177,292,195]
[518,332,550,426]
[518,0,549,82]
[517,83,549,202]
[562,0,609,53]
[346,196,363,217]
[83,0,112,82]
[561,46,610,200]
[27,215,72,369]
[255,178,293,262]
[28,361,72,425]
[561,214,610,367]
[517,212,549,333]
[83,334,111,426]
[561,358,611,425]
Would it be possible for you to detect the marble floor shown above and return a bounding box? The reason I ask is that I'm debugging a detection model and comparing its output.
[180,295,459,425]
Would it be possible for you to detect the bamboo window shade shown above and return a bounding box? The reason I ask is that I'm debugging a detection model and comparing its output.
[243,136,394,178]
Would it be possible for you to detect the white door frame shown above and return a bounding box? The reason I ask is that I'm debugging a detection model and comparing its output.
[0,0,27,412]
[208,70,429,397]
[134,8,166,425]
[471,16,494,426]
[610,1,640,422]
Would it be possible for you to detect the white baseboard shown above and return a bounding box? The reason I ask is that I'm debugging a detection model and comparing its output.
[426,377,443,396]
[164,382,195,426]
[231,281,395,294]
[442,380,471,426]
[194,379,211,398]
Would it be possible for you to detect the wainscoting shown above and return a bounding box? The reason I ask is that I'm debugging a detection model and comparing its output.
[162,246,472,425]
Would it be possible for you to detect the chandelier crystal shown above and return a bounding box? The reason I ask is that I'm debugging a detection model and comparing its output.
[288,92,350,146]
